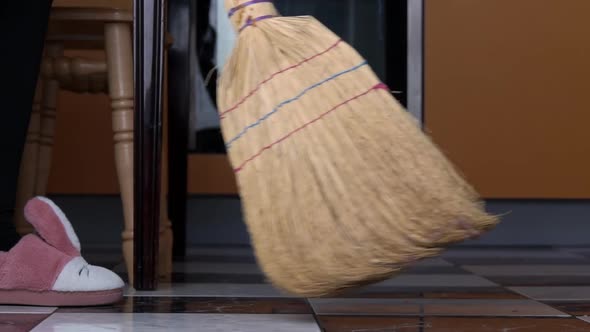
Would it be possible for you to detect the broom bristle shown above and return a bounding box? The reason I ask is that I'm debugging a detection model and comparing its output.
[218,1,499,297]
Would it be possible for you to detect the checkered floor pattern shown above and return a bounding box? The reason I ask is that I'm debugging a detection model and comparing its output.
[4,246,590,331]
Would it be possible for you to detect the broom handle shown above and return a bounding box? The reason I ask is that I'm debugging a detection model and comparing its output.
[225,0,280,33]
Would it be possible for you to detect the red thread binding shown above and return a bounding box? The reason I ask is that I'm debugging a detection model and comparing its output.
[220,39,343,118]
[233,83,389,172]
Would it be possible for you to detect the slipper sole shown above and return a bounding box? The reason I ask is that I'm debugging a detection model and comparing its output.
[0,288,123,306]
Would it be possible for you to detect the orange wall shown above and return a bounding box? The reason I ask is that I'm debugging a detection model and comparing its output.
[424,0,590,198]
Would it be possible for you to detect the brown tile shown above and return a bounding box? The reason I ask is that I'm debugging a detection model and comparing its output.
[183,298,313,314]
[544,302,590,316]
[423,317,590,331]
[317,316,422,332]
[336,286,518,299]
[333,286,422,299]
[0,314,49,332]
[423,289,527,300]
[56,297,312,314]
[311,298,421,316]
[422,299,567,317]
[311,299,568,317]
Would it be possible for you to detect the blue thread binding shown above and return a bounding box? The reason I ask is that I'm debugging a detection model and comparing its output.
[225,60,369,148]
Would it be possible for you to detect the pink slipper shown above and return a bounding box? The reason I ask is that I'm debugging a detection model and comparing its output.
[0,197,124,306]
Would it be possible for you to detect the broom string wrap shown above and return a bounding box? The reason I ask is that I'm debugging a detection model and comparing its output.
[239,15,277,32]
[225,61,370,148]
[233,83,389,173]
[226,0,279,32]
[220,39,344,118]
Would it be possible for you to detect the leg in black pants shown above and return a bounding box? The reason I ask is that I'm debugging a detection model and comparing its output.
[0,1,53,251]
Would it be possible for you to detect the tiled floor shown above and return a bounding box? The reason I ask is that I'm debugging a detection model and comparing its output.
[4,247,590,331]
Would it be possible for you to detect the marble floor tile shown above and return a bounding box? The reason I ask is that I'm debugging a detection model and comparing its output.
[487,276,590,287]
[463,265,590,276]
[401,265,469,275]
[310,298,569,317]
[510,287,590,301]
[0,314,50,332]
[331,287,423,299]
[32,313,321,332]
[422,288,527,300]
[410,257,454,267]
[422,317,590,331]
[543,302,590,316]
[317,316,422,332]
[332,286,521,299]
[450,257,590,265]
[444,249,590,266]
[422,299,569,317]
[310,298,422,316]
[0,307,56,314]
[443,249,585,259]
[125,283,291,298]
[375,274,498,288]
[56,297,312,314]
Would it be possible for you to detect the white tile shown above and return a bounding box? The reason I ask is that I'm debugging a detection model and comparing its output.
[0,306,56,314]
[375,274,497,287]
[510,286,590,301]
[125,283,292,298]
[310,298,568,317]
[32,313,321,332]
[463,265,590,276]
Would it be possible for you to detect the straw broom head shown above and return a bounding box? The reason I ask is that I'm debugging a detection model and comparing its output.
[218,0,499,297]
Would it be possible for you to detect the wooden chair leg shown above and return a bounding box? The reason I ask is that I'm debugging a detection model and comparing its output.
[13,80,43,236]
[104,22,135,284]
[36,44,62,197]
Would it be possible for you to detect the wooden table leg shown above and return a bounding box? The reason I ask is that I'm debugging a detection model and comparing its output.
[133,0,166,290]
[166,0,191,258]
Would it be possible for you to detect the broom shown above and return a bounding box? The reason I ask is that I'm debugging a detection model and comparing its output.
[217,0,499,297]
